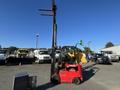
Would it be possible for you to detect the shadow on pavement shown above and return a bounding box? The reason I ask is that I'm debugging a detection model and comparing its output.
[36,82,58,90]
[97,62,112,65]
[82,66,100,83]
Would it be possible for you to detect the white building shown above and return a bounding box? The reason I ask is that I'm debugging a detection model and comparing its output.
[100,45,120,56]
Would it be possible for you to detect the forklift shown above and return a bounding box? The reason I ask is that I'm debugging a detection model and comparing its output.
[51,45,83,84]
[39,0,83,84]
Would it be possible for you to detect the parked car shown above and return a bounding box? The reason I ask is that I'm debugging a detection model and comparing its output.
[6,49,35,65]
[34,49,51,63]
[101,51,119,62]
[0,50,7,64]
[16,49,29,58]
[94,53,111,64]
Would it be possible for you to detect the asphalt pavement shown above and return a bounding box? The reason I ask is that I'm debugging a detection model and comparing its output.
[0,62,120,90]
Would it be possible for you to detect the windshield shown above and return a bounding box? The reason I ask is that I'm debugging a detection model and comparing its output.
[96,54,103,57]
[39,51,49,55]
[105,51,112,54]
[19,50,28,53]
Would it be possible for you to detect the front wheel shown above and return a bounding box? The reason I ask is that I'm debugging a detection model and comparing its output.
[72,77,81,85]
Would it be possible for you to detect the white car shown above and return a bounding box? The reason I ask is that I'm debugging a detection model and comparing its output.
[0,50,7,64]
[34,50,51,63]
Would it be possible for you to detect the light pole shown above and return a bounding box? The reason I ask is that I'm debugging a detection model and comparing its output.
[36,34,39,49]
[88,41,92,48]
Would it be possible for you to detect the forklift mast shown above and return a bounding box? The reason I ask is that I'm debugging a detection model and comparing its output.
[39,0,58,82]
[50,0,58,82]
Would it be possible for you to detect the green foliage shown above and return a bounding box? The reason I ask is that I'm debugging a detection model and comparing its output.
[105,42,114,48]
[83,47,91,54]
[7,46,18,54]
[79,40,83,46]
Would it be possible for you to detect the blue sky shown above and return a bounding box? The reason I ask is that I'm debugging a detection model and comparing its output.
[0,0,120,51]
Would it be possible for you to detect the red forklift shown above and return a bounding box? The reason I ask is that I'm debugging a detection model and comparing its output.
[40,0,83,85]
[50,46,83,84]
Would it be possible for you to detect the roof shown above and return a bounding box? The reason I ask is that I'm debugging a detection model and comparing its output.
[100,45,120,54]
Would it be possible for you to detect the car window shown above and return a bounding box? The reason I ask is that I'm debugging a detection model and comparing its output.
[39,51,49,54]
[19,50,28,53]
[96,54,102,57]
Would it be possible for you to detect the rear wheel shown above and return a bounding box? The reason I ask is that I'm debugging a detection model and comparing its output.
[39,60,44,64]
[73,77,81,85]
[117,59,120,63]
[51,74,60,84]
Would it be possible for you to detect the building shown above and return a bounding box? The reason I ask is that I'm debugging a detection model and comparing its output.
[100,45,120,56]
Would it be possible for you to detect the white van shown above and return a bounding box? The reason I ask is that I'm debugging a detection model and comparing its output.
[34,49,51,63]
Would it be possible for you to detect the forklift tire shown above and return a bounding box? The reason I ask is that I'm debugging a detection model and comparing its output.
[73,77,81,85]
[51,75,60,84]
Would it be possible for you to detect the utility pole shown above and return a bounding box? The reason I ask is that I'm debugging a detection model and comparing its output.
[36,34,39,49]
[38,0,57,82]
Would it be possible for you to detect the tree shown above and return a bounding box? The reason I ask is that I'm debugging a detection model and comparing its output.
[105,42,114,48]
[0,45,1,49]
[83,47,91,54]
[7,46,18,54]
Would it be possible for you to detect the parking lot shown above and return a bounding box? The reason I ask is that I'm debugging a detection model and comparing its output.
[0,63,120,90]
